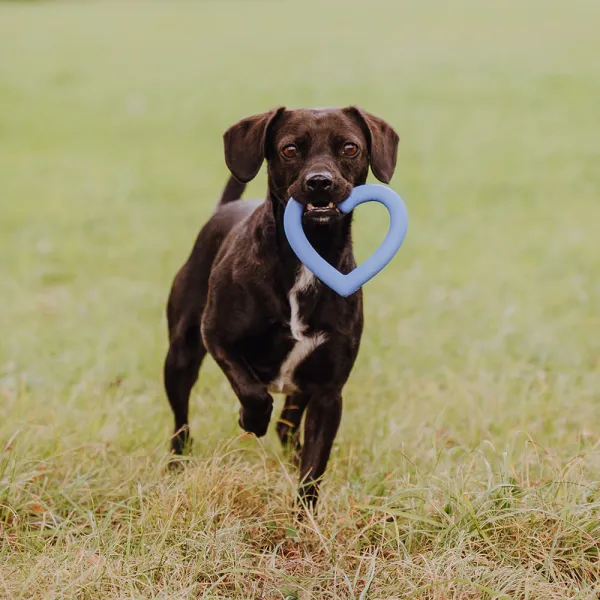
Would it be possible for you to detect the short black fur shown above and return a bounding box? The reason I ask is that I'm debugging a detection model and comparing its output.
[163,107,399,509]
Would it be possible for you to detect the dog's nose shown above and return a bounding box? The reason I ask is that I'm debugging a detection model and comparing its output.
[305,173,333,192]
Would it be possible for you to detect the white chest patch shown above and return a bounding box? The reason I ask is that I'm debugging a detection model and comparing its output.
[268,266,327,395]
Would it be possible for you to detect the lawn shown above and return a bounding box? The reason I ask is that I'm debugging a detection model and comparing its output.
[1,0,600,598]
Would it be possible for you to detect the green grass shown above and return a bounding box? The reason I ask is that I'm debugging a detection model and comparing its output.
[1,0,600,597]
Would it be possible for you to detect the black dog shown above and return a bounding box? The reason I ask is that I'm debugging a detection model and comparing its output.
[164,106,399,507]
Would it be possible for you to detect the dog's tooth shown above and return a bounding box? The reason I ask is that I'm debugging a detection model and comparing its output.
[328,202,335,209]
[307,203,314,210]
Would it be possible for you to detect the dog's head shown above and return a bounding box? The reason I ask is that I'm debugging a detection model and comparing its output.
[223,107,399,224]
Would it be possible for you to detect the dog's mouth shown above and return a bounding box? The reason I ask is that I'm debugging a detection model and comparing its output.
[302,201,342,224]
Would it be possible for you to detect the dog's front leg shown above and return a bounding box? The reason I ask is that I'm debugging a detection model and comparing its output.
[209,340,273,437]
[202,304,273,437]
[298,389,343,510]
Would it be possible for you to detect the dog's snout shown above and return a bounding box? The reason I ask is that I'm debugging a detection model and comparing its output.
[305,172,333,192]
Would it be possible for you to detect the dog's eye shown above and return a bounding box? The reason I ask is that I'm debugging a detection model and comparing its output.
[281,144,298,159]
[342,142,359,157]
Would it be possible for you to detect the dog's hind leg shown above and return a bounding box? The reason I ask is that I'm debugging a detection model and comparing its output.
[164,304,206,455]
[276,392,310,464]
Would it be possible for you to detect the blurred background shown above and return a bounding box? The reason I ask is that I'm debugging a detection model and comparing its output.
[1,1,600,596]
[2,0,600,479]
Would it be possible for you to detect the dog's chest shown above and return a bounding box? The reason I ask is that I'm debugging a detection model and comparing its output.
[268,267,327,395]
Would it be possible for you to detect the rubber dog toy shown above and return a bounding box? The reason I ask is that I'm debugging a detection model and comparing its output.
[283,184,408,297]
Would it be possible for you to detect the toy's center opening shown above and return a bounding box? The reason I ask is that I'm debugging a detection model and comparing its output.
[353,202,391,266]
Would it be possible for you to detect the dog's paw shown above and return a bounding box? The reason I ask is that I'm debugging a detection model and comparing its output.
[170,427,193,456]
[239,399,273,437]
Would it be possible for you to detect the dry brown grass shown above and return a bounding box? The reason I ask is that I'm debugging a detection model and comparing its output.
[3,434,600,598]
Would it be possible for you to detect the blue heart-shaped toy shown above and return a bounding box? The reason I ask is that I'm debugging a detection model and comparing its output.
[283,184,408,297]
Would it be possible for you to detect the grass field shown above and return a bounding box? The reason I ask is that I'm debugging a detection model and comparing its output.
[1,1,600,598]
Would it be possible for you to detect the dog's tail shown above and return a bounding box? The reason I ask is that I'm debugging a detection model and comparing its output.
[218,175,246,206]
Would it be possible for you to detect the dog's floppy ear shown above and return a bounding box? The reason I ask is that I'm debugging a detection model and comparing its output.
[344,106,399,183]
[223,107,286,183]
